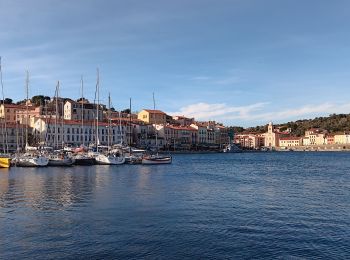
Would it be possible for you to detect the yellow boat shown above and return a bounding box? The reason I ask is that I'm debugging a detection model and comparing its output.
[0,157,11,168]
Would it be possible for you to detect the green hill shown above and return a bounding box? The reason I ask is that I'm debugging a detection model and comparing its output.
[230,113,350,136]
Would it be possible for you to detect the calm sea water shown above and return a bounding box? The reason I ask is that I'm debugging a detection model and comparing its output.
[0,152,349,259]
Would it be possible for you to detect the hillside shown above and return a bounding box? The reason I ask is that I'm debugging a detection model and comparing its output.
[230,113,350,136]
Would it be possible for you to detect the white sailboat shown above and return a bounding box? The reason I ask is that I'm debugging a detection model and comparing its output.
[13,71,48,167]
[72,76,96,166]
[142,93,172,165]
[94,71,125,165]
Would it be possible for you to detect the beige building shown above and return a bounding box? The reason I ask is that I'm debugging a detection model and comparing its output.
[155,124,197,149]
[334,133,350,144]
[279,137,303,148]
[64,99,104,121]
[0,104,27,123]
[190,123,208,144]
[304,129,326,145]
[138,109,167,124]
[235,133,265,149]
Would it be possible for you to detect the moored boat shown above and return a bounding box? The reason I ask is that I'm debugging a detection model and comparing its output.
[95,153,125,165]
[73,153,96,165]
[0,156,11,168]
[142,154,172,165]
[12,153,49,167]
[48,153,75,166]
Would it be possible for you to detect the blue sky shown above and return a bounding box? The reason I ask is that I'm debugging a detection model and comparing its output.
[1,0,350,127]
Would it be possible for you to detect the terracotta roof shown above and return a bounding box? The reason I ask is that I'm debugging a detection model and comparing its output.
[1,104,28,109]
[143,109,166,114]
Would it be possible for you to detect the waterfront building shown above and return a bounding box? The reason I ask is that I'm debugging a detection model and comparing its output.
[131,121,155,148]
[0,122,26,152]
[16,106,44,125]
[64,99,104,121]
[334,133,350,144]
[234,133,265,149]
[155,124,197,150]
[304,128,326,145]
[173,116,195,126]
[190,123,208,144]
[32,118,126,148]
[215,124,229,148]
[303,136,310,146]
[279,137,303,148]
[326,134,335,145]
[138,109,167,124]
[0,103,28,123]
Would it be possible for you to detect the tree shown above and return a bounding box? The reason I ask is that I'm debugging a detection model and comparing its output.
[76,97,89,103]
[1,98,13,104]
[31,95,50,106]
[121,108,131,114]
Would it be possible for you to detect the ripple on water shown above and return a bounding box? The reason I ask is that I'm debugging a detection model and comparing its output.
[0,152,350,259]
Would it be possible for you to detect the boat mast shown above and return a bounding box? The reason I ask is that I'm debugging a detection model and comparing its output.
[107,92,111,150]
[25,71,29,149]
[81,76,84,146]
[95,68,99,150]
[153,92,158,155]
[0,56,8,154]
[54,81,59,149]
[129,97,131,153]
[60,87,64,149]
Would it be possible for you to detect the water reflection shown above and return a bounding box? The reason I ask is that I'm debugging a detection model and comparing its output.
[0,167,106,211]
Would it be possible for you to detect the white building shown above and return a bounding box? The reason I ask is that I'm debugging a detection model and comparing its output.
[32,118,127,148]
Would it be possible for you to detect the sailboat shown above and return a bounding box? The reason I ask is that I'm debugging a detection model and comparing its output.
[0,57,11,167]
[73,76,96,166]
[142,93,172,165]
[13,71,49,167]
[93,72,125,165]
[47,81,74,166]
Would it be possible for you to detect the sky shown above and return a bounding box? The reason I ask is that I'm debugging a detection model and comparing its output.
[1,0,350,127]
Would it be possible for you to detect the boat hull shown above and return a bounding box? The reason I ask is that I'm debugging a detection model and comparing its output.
[0,158,11,168]
[48,158,75,166]
[95,154,125,165]
[14,156,49,167]
[142,156,172,165]
[74,158,96,166]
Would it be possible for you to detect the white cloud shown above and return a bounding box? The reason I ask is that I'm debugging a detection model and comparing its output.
[169,101,350,125]
[170,102,269,120]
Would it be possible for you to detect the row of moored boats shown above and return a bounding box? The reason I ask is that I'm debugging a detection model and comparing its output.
[0,147,172,168]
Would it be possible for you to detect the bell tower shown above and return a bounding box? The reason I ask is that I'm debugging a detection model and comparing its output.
[268,122,273,133]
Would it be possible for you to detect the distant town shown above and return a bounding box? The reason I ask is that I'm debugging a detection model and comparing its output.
[0,95,229,152]
[1,95,350,153]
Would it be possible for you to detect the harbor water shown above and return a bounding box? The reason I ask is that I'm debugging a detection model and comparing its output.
[1,152,349,259]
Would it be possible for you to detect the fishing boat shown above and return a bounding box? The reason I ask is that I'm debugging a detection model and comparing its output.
[142,154,172,165]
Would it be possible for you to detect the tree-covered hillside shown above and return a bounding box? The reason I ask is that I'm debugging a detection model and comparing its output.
[229,113,350,136]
